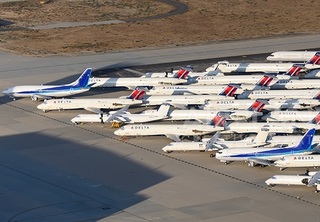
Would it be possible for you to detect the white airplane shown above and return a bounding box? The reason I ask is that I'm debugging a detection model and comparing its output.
[146,84,245,96]
[215,128,316,166]
[269,78,320,90]
[2,68,92,101]
[89,69,189,88]
[71,103,170,124]
[273,155,320,170]
[267,51,319,62]
[166,107,262,122]
[192,74,287,86]
[266,135,320,148]
[161,130,269,153]
[237,88,320,100]
[200,98,320,111]
[206,54,320,73]
[140,88,236,107]
[265,171,320,193]
[142,67,220,78]
[114,123,224,141]
[262,110,320,123]
[36,89,144,113]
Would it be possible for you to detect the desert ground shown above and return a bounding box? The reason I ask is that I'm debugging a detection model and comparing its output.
[0,0,319,56]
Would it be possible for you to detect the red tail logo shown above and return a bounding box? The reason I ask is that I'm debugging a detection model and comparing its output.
[308,52,320,65]
[250,100,265,112]
[220,85,237,97]
[312,113,320,124]
[212,115,226,127]
[286,65,302,76]
[176,69,189,79]
[128,89,145,100]
[257,75,274,87]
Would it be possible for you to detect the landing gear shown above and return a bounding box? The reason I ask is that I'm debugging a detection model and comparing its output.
[209,153,215,158]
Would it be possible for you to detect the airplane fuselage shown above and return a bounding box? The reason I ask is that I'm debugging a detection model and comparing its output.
[266,51,317,62]
[37,98,142,112]
[89,77,187,88]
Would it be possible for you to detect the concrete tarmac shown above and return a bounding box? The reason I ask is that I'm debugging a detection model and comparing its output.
[1,37,320,221]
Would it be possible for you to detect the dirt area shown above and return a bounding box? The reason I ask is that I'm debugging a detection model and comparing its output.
[0,0,319,56]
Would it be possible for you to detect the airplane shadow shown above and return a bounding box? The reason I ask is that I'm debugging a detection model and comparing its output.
[0,132,170,221]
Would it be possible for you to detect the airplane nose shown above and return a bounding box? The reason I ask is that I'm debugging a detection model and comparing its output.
[37,103,45,110]
[114,129,122,136]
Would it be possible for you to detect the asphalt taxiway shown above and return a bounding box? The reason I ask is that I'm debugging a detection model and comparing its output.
[1,36,320,221]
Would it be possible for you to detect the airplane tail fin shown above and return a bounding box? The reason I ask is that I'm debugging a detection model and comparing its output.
[248,99,267,112]
[71,68,92,87]
[311,113,320,125]
[286,64,303,76]
[156,102,171,116]
[210,114,227,127]
[307,52,320,65]
[253,129,269,146]
[205,131,220,150]
[127,88,145,100]
[175,69,189,79]
[294,128,315,150]
[219,84,239,97]
[256,75,277,87]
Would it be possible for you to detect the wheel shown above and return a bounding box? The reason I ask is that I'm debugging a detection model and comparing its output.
[209,153,215,158]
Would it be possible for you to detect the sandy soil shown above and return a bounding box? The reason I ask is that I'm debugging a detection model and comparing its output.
[0,0,319,56]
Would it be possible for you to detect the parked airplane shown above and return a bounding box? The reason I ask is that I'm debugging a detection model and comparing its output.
[266,134,320,148]
[162,130,269,153]
[166,107,262,122]
[89,69,189,88]
[206,53,320,73]
[200,98,320,111]
[265,171,320,192]
[146,84,244,96]
[269,78,320,90]
[71,103,170,125]
[262,111,320,123]
[273,155,320,170]
[114,122,224,141]
[139,88,236,107]
[237,88,320,100]
[215,128,316,166]
[2,68,92,100]
[191,74,285,86]
[36,89,144,113]
[142,67,220,78]
[267,51,319,62]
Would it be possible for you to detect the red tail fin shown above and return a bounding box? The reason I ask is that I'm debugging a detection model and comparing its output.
[175,69,189,79]
[219,85,237,97]
[249,100,265,112]
[211,115,226,127]
[312,113,320,124]
[286,65,302,76]
[257,75,274,87]
[127,89,145,100]
[307,52,320,65]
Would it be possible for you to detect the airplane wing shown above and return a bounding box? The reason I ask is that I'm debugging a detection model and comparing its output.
[247,158,273,166]
[31,94,52,101]
[164,134,181,142]
[169,103,188,110]
[85,107,103,114]
[105,105,130,122]
[205,131,220,150]
[308,171,320,187]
